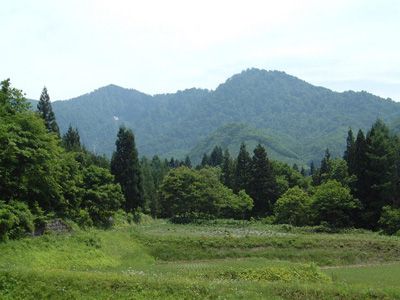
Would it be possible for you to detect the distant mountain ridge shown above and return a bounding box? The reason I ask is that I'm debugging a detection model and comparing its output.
[31,69,400,165]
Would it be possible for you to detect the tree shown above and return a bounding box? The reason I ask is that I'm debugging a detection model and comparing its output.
[362,120,398,227]
[0,79,29,115]
[184,156,192,168]
[343,128,356,173]
[159,167,253,220]
[249,144,278,216]
[140,157,156,214]
[234,143,252,193]
[274,186,311,226]
[209,146,223,166]
[319,148,331,179]
[81,165,123,227]
[221,149,235,189]
[62,125,81,151]
[0,109,63,211]
[201,153,210,167]
[311,180,360,228]
[111,127,144,212]
[379,206,400,235]
[352,129,368,218]
[37,87,60,136]
[0,201,34,241]
[309,161,315,176]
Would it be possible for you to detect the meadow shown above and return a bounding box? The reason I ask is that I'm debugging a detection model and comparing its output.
[1,219,400,299]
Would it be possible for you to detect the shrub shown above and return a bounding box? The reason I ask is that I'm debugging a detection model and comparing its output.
[0,201,34,241]
[379,206,400,235]
[160,167,253,221]
[76,209,94,228]
[132,209,153,225]
[274,186,311,226]
[311,180,360,228]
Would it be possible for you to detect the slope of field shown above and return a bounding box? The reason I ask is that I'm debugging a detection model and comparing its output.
[1,220,399,299]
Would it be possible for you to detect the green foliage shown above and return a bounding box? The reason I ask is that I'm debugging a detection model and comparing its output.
[379,206,400,235]
[0,78,30,115]
[75,209,94,228]
[311,180,360,228]
[62,125,81,151]
[44,69,400,166]
[111,127,144,212]
[1,221,400,299]
[249,144,278,216]
[274,187,312,226]
[37,87,60,136]
[160,167,253,220]
[234,143,252,192]
[362,120,398,227]
[81,165,124,227]
[0,79,126,234]
[272,161,309,191]
[221,149,234,189]
[218,263,330,283]
[0,104,64,212]
[209,145,223,166]
[0,201,34,241]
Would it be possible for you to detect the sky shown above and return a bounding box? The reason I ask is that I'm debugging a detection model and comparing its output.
[2,0,400,101]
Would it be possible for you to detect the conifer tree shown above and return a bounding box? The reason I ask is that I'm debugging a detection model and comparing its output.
[343,128,356,174]
[310,161,315,176]
[62,125,81,151]
[221,149,234,189]
[234,143,252,193]
[318,148,331,183]
[111,127,144,212]
[37,87,60,136]
[320,148,331,175]
[362,120,397,227]
[249,144,278,216]
[201,153,210,167]
[300,167,306,176]
[210,146,223,166]
[184,156,192,168]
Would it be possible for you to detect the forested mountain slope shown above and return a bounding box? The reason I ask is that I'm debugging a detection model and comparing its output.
[41,69,400,164]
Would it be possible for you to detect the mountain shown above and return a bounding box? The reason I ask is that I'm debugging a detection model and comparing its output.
[188,123,300,165]
[38,69,400,165]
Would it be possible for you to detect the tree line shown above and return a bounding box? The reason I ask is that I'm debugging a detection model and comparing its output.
[142,125,400,234]
[1,79,400,241]
[0,80,143,240]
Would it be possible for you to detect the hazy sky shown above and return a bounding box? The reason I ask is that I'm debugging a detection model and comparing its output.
[2,0,400,101]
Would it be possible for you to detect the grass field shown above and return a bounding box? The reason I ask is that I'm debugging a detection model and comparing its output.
[0,219,400,299]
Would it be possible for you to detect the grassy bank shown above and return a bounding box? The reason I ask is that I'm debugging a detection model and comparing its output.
[1,220,400,299]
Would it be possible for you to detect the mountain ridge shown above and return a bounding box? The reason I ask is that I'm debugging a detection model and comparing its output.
[29,68,400,164]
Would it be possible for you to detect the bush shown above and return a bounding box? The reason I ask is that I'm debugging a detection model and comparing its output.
[76,209,94,228]
[311,180,360,228]
[379,206,400,235]
[170,212,215,224]
[0,201,34,241]
[160,167,253,221]
[274,186,311,226]
[132,209,153,225]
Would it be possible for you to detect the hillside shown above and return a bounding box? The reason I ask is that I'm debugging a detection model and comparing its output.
[188,123,300,165]
[1,221,400,299]
[43,69,400,164]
